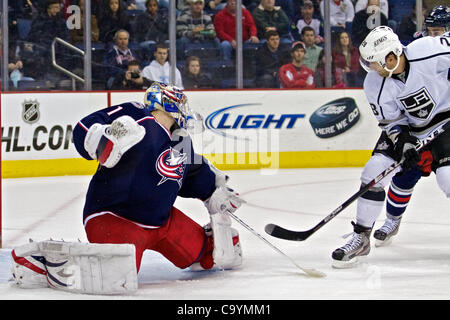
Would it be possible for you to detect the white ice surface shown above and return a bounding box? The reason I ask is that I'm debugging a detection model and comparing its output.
[1,168,449,300]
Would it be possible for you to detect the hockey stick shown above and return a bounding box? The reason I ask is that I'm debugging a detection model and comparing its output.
[265,121,450,242]
[227,211,326,277]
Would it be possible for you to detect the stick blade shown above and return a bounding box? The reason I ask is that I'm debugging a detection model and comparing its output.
[302,268,326,278]
[265,223,311,241]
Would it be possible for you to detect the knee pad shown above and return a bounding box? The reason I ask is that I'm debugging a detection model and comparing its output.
[436,166,450,198]
[361,153,399,188]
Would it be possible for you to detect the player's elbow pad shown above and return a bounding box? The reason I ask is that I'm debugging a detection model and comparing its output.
[84,116,145,168]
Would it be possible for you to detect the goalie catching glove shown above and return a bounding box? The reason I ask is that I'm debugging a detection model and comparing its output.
[388,125,421,171]
[84,115,145,168]
[204,186,245,216]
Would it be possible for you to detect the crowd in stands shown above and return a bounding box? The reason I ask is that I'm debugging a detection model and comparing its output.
[3,0,433,91]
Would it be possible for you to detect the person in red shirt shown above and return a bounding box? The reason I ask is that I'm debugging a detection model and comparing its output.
[331,31,362,87]
[279,41,315,88]
[213,0,259,62]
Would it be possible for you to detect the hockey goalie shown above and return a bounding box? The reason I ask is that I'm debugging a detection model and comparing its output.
[10,82,245,294]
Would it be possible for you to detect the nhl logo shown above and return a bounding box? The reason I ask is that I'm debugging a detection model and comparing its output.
[22,100,40,124]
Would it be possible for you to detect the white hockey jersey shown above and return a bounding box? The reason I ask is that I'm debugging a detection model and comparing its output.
[363,35,450,139]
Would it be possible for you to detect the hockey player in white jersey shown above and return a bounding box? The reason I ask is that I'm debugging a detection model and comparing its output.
[332,26,450,268]
[372,7,450,248]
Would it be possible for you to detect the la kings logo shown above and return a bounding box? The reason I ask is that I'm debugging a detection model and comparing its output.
[399,87,436,120]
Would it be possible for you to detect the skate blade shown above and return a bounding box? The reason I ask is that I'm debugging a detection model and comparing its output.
[375,237,393,247]
[332,256,366,269]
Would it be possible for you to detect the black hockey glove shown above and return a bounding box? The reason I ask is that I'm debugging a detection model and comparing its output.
[388,125,421,171]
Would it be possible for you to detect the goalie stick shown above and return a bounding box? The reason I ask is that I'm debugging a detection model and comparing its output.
[227,212,325,277]
[265,121,450,242]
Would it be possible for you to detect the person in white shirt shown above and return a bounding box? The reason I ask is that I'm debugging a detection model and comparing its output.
[142,43,184,88]
[296,0,323,44]
[320,0,355,29]
[354,0,388,18]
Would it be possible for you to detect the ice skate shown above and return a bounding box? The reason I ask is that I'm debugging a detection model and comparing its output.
[374,217,401,247]
[332,222,372,268]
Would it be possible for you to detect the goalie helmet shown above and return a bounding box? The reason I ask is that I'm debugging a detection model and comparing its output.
[359,26,403,78]
[144,81,189,128]
[144,82,204,133]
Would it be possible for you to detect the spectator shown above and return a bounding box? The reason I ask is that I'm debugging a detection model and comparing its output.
[351,0,388,47]
[314,49,345,88]
[252,0,292,43]
[182,55,213,89]
[214,0,259,62]
[331,31,361,87]
[275,0,295,22]
[177,0,191,13]
[7,43,36,88]
[397,3,428,45]
[294,0,323,44]
[142,43,184,88]
[279,41,315,88]
[205,0,226,13]
[9,0,39,20]
[134,0,168,45]
[27,0,69,47]
[354,0,388,19]
[301,26,322,72]
[98,0,132,45]
[320,0,354,32]
[26,0,70,83]
[243,0,260,12]
[103,29,139,82]
[70,0,100,43]
[110,59,152,89]
[254,30,287,88]
[122,0,138,10]
[176,0,219,57]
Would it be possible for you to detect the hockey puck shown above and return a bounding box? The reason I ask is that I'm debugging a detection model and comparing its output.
[309,97,360,138]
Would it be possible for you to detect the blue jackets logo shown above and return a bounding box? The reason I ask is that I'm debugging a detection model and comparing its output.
[156,148,186,187]
[205,104,305,139]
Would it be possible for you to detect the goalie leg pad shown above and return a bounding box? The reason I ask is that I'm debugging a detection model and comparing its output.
[191,217,242,271]
[11,241,48,289]
[38,240,138,295]
[12,240,138,295]
[210,213,236,269]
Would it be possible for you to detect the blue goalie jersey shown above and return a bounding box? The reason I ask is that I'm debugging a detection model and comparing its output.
[73,102,216,227]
